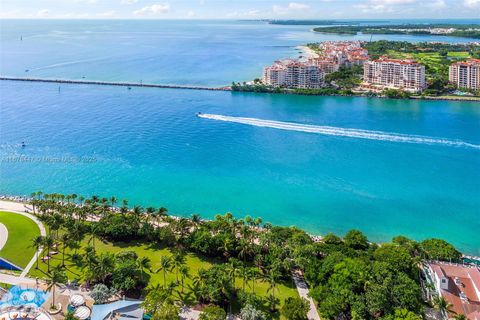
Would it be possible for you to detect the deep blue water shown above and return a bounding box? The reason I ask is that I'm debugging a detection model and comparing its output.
[1,20,479,254]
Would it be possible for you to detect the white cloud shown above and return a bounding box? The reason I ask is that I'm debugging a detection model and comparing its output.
[187,10,195,18]
[273,2,310,15]
[354,3,392,13]
[98,10,117,17]
[121,0,138,4]
[370,0,416,4]
[427,0,447,9]
[288,2,310,9]
[133,3,170,16]
[464,0,480,7]
[354,0,419,14]
[74,0,97,4]
[226,9,261,18]
[37,9,50,18]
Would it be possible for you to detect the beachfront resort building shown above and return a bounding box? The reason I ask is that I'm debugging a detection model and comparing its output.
[307,41,369,73]
[362,57,426,93]
[449,58,480,90]
[263,59,324,89]
[423,262,480,319]
[262,41,369,89]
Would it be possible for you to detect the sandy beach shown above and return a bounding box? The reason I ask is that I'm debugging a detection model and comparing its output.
[296,45,320,60]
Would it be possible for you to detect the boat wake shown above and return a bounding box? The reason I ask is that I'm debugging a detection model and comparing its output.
[198,113,480,150]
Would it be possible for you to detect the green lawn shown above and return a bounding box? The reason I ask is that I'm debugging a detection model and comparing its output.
[384,50,472,79]
[0,211,40,268]
[28,237,298,315]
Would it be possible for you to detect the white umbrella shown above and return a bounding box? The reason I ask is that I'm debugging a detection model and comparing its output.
[70,294,85,307]
[73,306,91,320]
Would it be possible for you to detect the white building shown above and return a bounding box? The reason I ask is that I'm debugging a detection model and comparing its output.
[449,58,480,90]
[263,59,324,89]
[363,57,426,93]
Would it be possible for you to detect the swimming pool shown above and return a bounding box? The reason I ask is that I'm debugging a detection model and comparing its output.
[0,286,47,309]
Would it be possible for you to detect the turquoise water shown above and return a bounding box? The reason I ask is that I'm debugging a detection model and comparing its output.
[1,20,479,254]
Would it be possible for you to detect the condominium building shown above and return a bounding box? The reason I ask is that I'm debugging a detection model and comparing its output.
[363,57,426,93]
[449,58,480,90]
[263,59,324,89]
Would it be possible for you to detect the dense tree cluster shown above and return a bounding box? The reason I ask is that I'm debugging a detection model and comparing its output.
[305,232,424,319]
[314,25,480,39]
[29,191,463,319]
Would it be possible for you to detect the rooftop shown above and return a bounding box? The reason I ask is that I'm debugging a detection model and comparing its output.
[428,262,480,319]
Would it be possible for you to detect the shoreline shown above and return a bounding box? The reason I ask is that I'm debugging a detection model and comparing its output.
[0,197,324,242]
[295,45,319,60]
[3,77,480,103]
[2,197,480,258]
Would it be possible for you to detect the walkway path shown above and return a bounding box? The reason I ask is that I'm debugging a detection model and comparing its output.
[292,270,320,320]
[0,273,37,286]
[0,200,46,277]
[0,223,7,251]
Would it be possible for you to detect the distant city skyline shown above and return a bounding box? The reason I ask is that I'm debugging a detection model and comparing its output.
[0,0,479,20]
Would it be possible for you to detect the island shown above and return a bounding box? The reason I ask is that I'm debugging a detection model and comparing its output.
[313,24,480,39]
[233,40,480,100]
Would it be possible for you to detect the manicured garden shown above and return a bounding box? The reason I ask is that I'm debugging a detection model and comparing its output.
[28,237,298,310]
[0,211,40,268]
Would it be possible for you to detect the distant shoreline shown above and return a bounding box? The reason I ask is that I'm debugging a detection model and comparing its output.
[2,77,480,103]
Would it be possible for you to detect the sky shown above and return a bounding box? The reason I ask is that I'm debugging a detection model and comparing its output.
[0,0,479,20]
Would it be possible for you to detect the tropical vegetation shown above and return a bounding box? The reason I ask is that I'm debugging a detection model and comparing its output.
[20,191,464,319]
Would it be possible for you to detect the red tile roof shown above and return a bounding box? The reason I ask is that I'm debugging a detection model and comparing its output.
[429,262,480,318]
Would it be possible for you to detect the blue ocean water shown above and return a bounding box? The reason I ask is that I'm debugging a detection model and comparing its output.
[1,20,479,253]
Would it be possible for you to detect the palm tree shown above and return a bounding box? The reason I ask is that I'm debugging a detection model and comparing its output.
[31,235,44,269]
[226,258,240,290]
[46,266,67,310]
[158,256,172,288]
[132,205,144,223]
[191,214,201,230]
[94,252,115,282]
[237,238,251,264]
[179,265,190,293]
[59,233,71,266]
[155,207,168,225]
[219,237,233,259]
[264,267,281,312]
[172,251,185,283]
[137,256,151,282]
[43,235,54,273]
[110,196,117,208]
[145,207,156,224]
[238,264,250,291]
[433,296,453,318]
[89,223,101,250]
[249,267,260,294]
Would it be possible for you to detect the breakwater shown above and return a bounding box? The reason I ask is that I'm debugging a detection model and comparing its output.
[0,76,231,91]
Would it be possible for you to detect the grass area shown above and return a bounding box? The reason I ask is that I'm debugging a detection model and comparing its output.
[0,211,40,268]
[28,237,298,315]
[0,282,13,290]
[384,50,472,78]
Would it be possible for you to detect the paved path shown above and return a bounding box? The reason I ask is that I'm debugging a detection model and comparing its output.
[0,223,7,250]
[0,200,46,277]
[292,270,320,320]
[0,272,37,286]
